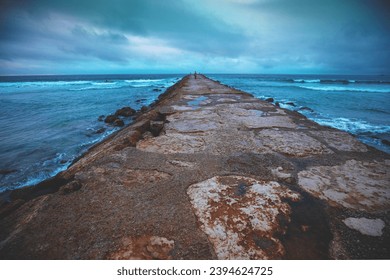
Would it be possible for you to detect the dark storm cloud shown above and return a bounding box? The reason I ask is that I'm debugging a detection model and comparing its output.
[310,19,390,73]
[1,0,248,59]
[0,0,389,74]
[244,0,390,73]
[249,0,390,22]
[0,8,131,64]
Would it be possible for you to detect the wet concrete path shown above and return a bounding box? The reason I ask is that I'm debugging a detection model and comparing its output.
[1,75,389,259]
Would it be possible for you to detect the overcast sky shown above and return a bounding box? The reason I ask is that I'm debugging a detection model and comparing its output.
[1,0,389,75]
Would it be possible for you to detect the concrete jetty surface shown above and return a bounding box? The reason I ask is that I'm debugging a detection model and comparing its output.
[1,75,389,259]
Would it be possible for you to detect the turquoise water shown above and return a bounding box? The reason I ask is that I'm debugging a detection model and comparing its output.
[0,74,182,192]
[1,73,389,192]
[209,74,390,154]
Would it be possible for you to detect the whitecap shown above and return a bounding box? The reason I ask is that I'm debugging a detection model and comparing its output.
[68,85,125,91]
[298,85,390,93]
[126,79,163,83]
[312,117,390,135]
[293,79,321,83]
[0,81,92,88]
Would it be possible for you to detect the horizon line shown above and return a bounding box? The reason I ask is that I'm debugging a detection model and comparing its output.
[1,72,390,77]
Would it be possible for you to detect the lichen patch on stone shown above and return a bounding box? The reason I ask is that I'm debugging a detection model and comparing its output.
[187,176,301,259]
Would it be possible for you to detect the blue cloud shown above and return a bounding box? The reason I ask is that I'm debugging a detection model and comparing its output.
[0,0,389,74]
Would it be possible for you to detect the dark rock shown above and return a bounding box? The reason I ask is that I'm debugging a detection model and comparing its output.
[10,176,69,201]
[286,102,296,106]
[98,115,105,122]
[113,119,124,127]
[59,159,68,164]
[104,115,124,126]
[60,181,82,195]
[115,107,136,117]
[153,88,162,92]
[275,102,280,107]
[299,106,314,112]
[104,115,118,124]
[265,98,274,102]
[382,139,390,146]
[150,121,164,136]
[141,106,149,113]
[136,98,147,104]
[114,131,142,151]
[95,127,106,134]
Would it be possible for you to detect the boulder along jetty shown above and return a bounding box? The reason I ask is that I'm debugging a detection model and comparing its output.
[0,74,389,259]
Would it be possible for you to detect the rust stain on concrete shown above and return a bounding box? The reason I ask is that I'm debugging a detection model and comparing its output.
[187,176,301,259]
[107,236,175,260]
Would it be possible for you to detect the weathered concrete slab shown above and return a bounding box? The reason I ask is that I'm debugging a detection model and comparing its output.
[137,133,206,154]
[309,130,368,152]
[298,159,390,212]
[258,129,332,156]
[0,74,389,260]
[187,176,301,259]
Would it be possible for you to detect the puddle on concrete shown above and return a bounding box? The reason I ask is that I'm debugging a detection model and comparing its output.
[187,96,208,108]
[247,109,265,117]
[281,193,332,259]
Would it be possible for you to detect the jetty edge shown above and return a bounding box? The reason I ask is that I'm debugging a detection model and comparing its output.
[0,74,389,259]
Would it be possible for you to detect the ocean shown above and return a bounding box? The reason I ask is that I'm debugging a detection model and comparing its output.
[0,74,182,192]
[1,74,389,193]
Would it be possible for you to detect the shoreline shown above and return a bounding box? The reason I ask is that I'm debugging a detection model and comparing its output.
[1,74,389,259]
[0,74,184,193]
[0,75,189,208]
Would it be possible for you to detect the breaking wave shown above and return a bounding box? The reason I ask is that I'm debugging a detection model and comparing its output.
[292,79,321,83]
[289,79,390,85]
[312,117,390,135]
[297,85,390,93]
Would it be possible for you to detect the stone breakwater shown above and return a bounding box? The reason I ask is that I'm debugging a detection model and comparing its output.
[0,75,389,259]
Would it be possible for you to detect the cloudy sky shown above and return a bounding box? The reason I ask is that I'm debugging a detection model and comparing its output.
[1,0,389,75]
